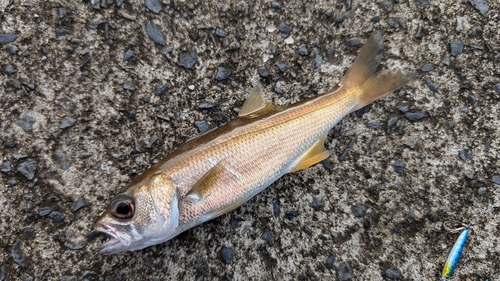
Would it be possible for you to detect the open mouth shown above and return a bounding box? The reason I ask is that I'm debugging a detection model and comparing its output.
[94,222,128,254]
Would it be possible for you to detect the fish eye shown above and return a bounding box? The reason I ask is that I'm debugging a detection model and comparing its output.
[110,195,135,219]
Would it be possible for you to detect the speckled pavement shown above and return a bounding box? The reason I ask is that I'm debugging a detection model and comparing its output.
[1,0,499,280]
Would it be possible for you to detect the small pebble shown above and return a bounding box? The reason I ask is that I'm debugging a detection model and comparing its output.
[407,207,416,220]
[220,246,234,264]
[162,46,173,54]
[459,150,472,161]
[195,260,208,271]
[492,176,500,185]
[4,65,16,74]
[229,217,244,229]
[214,28,227,38]
[421,64,434,72]
[18,160,37,180]
[194,121,209,133]
[393,160,405,174]
[325,252,336,269]
[477,187,486,195]
[387,117,399,134]
[284,211,298,220]
[371,16,380,23]
[145,0,163,13]
[450,42,464,56]
[4,141,16,148]
[147,135,158,148]
[0,34,18,45]
[123,81,136,91]
[11,241,26,267]
[215,67,231,81]
[426,80,440,94]
[404,140,417,149]
[271,2,281,9]
[337,263,353,281]
[155,84,168,95]
[145,21,166,46]
[387,19,399,29]
[366,122,379,129]
[54,150,70,170]
[325,9,333,17]
[383,1,393,12]
[58,8,66,18]
[261,231,275,246]
[468,26,482,37]
[272,198,280,217]
[6,44,18,54]
[492,84,500,94]
[397,103,409,113]
[60,276,77,281]
[73,199,86,212]
[49,212,64,223]
[55,29,70,37]
[64,233,86,250]
[297,45,308,56]
[351,204,366,218]
[178,51,198,69]
[404,112,425,121]
[470,0,489,15]
[274,87,284,95]
[346,38,362,48]
[275,61,288,73]
[279,21,291,35]
[309,198,325,211]
[228,42,240,50]
[15,112,37,132]
[38,207,52,216]
[123,49,134,61]
[302,226,312,235]
[414,0,429,7]
[385,266,402,279]
[1,162,12,173]
[60,117,76,129]
[8,179,17,186]
[258,67,269,78]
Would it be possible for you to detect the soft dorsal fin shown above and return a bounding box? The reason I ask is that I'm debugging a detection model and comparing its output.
[185,159,243,202]
[238,83,274,117]
[290,135,331,173]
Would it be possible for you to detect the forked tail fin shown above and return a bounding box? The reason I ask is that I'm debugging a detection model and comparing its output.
[340,31,415,111]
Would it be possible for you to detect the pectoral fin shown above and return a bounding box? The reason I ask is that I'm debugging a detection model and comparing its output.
[186,161,227,202]
[239,83,274,117]
[290,135,331,173]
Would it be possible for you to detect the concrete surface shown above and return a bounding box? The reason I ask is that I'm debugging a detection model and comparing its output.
[1,0,499,280]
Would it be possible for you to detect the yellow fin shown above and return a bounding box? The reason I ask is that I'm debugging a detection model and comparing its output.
[340,30,415,111]
[290,135,331,173]
[239,83,274,117]
[185,161,227,202]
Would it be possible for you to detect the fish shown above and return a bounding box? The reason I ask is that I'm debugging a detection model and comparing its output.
[94,31,415,255]
[441,225,470,281]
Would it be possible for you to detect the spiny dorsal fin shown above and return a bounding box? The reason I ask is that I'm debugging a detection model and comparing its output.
[239,83,274,117]
[290,135,331,173]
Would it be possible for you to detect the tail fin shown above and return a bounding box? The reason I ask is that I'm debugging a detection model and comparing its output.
[340,31,415,111]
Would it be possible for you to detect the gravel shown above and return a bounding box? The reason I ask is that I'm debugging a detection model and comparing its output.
[15,112,37,132]
[145,21,166,46]
[214,28,228,38]
[404,112,425,121]
[60,117,76,129]
[145,0,163,14]
[0,34,18,45]
[351,204,366,218]
[73,199,86,212]
[17,160,37,180]
[385,266,402,279]
[393,160,405,174]
[219,246,234,264]
[4,65,16,74]
[194,121,209,133]
[325,252,336,269]
[426,80,440,94]
[450,42,464,56]
[123,49,134,61]
[11,241,26,267]
[178,51,198,69]
[261,231,275,246]
[258,67,269,78]
[54,150,70,170]
[421,64,434,72]
[337,263,353,281]
[470,0,489,15]
[275,60,288,73]
[215,67,231,81]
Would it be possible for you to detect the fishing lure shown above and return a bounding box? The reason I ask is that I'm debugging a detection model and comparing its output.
[441,225,470,281]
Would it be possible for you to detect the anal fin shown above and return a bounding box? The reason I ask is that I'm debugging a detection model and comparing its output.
[290,135,331,173]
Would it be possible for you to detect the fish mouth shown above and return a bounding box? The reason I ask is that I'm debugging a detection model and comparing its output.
[94,222,133,255]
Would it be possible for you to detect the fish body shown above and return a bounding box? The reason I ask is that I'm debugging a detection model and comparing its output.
[94,31,414,255]
[441,226,470,280]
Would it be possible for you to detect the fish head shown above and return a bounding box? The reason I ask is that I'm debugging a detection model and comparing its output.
[94,175,179,255]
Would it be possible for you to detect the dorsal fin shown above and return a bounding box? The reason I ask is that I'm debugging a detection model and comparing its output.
[238,83,274,117]
[289,135,331,173]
